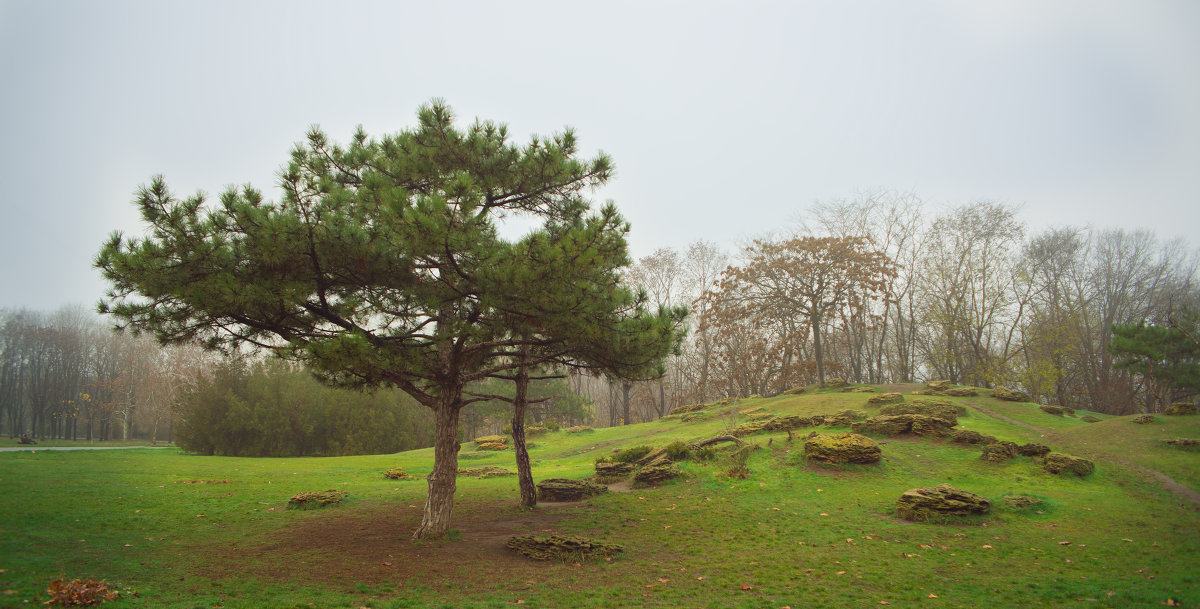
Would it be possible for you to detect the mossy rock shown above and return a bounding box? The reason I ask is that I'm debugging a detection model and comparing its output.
[476,442,508,451]
[670,403,708,415]
[473,435,507,445]
[564,425,594,433]
[1043,453,1094,476]
[1003,495,1046,510]
[536,478,609,502]
[879,403,958,425]
[384,467,412,480]
[782,387,807,395]
[680,412,710,423]
[525,425,549,436]
[746,411,775,420]
[1039,405,1066,416]
[945,387,977,397]
[601,445,653,464]
[1017,443,1051,457]
[980,441,1019,463]
[926,380,952,392]
[842,386,876,393]
[458,466,515,478]
[1081,415,1100,423]
[287,489,347,510]
[895,484,990,521]
[867,392,904,405]
[506,534,624,561]
[824,409,868,427]
[824,378,848,388]
[852,414,953,437]
[1162,438,1200,451]
[1132,414,1155,424]
[991,387,1030,402]
[949,429,994,445]
[633,463,681,486]
[765,414,812,430]
[594,461,634,483]
[1164,402,1197,416]
[731,419,774,437]
[804,432,882,465]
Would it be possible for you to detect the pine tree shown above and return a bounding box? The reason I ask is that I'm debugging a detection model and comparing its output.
[95,100,679,538]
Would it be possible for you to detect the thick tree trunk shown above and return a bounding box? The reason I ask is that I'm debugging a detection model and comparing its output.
[413,399,462,539]
[511,361,537,508]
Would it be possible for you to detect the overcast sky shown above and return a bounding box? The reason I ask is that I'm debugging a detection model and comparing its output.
[2,0,1198,312]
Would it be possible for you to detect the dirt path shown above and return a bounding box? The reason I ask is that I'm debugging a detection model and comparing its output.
[961,400,1200,509]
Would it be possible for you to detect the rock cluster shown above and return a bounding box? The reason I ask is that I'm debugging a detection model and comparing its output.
[506,534,624,561]
[536,478,608,502]
[1017,443,1051,457]
[895,484,990,521]
[1132,414,1155,424]
[852,414,954,437]
[1042,453,1094,476]
[824,409,867,427]
[950,429,995,445]
[804,432,882,464]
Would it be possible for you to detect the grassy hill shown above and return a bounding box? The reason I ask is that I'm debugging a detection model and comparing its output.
[1,386,1197,608]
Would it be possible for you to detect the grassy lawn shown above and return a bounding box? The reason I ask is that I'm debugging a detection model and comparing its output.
[1,389,1197,608]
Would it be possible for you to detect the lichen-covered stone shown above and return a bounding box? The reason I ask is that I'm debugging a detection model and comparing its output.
[1017,443,1052,457]
[536,478,609,502]
[681,412,710,423]
[843,387,876,393]
[670,403,708,415]
[594,461,634,482]
[991,387,1030,402]
[926,380,952,392]
[945,387,977,397]
[1040,405,1066,416]
[730,419,773,437]
[384,467,412,480]
[766,415,812,430]
[1164,402,1197,416]
[879,403,959,425]
[1132,414,1155,424]
[739,405,764,415]
[804,432,882,464]
[852,414,954,437]
[895,484,990,521]
[506,534,624,561]
[950,429,991,445]
[473,434,507,445]
[458,466,515,478]
[867,392,904,405]
[1003,495,1046,510]
[980,441,1019,463]
[746,411,775,420]
[824,409,868,427]
[825,377,848,388]
[476,441,508,451]
[564,425,594,433]
[1043,453,1094,476]
[633,463,680,486]
[287,489,347,510]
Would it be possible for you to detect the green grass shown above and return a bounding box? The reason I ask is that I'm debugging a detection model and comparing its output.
[2,389,1198,608]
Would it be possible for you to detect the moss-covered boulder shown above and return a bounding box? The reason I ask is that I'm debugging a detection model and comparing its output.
[730,419,773,437]
[991,387,1030,402]
[867,392,904,405]
[945,387,977,397]
[1039,405,1066,416]
[1132,414,1155,424]
[1043,453,1094,476]
[633,462,681,486]
[950,429,994,445]
[782,386,806,395]
[536,478,609,502]
[824,409,868,427]
[980,441,1019,463]
[1017,443,1052,457]
[384,467,412,480]
[804,432,882,464]
[287,489,347,510]
[564,425,594,433]
[670,403,708,415]
[476,442,508,451]
[879,402,959,425]
[926,380,952,392]
[852,414,954,437]
[766,415,813,430]
[473,434,507,446]
[507,534,624,561]
[458,466,515,478]
[895,484,990,521]
[1164,402,1197,416]
[843,386,876,393]
[746,411,775,420]
[1003,495,1046,510]
[593,461,634,482]
[823,377,847,388]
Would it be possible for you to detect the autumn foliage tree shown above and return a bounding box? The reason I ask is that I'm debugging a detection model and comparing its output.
[96,100,679,538]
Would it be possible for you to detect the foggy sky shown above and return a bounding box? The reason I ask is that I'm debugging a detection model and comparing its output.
[2,0,1198,312]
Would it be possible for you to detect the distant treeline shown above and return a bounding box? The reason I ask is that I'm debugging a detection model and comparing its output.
[176,358,433,457]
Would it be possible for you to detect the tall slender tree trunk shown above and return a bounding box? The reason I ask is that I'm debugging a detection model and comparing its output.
[511,358,537,508]
[413,397,462,539]
[621,381,632,425]
[811,311,827,387]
